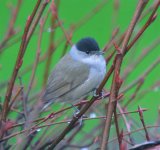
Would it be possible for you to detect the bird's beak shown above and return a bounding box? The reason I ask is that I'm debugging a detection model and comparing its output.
[93,51,104,55]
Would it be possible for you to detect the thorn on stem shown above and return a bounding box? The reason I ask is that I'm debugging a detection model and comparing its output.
[16,59,23,70]
[138,105,150,141]
[138,105,143,119]
[115,70,123,89]
[117,93,124,100]
[151,14,157,22]
[27,16,31,22]
[48,112,55,119]
[50,1,58,18]
[18,59,23,68]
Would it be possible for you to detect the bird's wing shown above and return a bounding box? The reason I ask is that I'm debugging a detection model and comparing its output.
[43,54,90,102]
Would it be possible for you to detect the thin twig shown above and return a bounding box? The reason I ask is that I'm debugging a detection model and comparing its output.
[101,1,149,149]
[1,0,42,125]
[19,0,108,77]
[42,0,60,87]
[117,103,135,146]
[122,57,160,93]
[8,87,23,111]
[125,0,160,55]
[138,106,150,141]
[51,0,72,45]
[109,125,160,144]
[124,78,144,108]
[0,0,22,52]
[0,108,148,143]
[123,37,160,79]
[24,18,44,125]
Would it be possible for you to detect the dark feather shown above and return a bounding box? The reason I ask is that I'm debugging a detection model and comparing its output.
[76,37,100,53]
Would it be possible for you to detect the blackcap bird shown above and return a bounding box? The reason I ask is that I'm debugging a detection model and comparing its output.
[42,37,106,109]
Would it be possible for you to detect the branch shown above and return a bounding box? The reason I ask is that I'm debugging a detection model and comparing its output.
[138,106,150,141]
[0,108,148,143]
[1,0,42,124]
[101,1,149,149]
[43,0,60,87]
[0,0,22,52]
[122,57,160,93]
[0,0,49,139]
[23,17,44,128]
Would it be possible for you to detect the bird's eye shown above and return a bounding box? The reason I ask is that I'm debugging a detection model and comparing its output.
[86,51,89,54]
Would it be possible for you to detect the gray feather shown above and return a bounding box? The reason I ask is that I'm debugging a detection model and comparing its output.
[42,54,90,105]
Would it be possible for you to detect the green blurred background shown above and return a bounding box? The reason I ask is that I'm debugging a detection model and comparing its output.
[0,0,160,146]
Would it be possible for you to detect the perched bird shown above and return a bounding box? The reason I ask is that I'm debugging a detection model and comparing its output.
[42,37,106,109]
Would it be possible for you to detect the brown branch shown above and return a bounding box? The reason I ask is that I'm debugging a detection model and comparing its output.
[154,107,160,138]
[0,0,50,140]
[25,0,50,50]
[8,87,23,111]
[1,0,42,124]
[61,31,73,57]
[103,27,119,52]
[18,76,27,120]
[106,33,124,63]
[1,0,108,80]
[122,57,160,93]
[112,0,119,30]
[43,0,60,87]
[124,78,144,108]
[57,125,84,149]
[138,106,150,141]
[13,0,108,79]
[50,0,72,45]
[117,103,135,146]
[113,71,123,148]
[5,94,110,130]
[114,106,121,148]
[0,0,22,52]
[0,35,22,54]
[0,108,148,143]
[134,80,160,103]
[107,0,158,66]
[123,37,160,79]
[21,92,110,134]
[139,0,159,20]
[101,1,149,149]
[109,125,160,144]
[125,0,160,55]
[24,18,44,128]
[1,1,159,148]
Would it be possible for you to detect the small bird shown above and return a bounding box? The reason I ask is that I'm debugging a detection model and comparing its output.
[42,37,106,109]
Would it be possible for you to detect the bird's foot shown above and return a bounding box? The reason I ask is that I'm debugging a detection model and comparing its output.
[73,110,86,126]
[93,89,105,99]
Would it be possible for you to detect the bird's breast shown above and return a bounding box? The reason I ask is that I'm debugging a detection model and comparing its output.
[75,53,106,86]
[89,55,106,78]
[88,66,106,88]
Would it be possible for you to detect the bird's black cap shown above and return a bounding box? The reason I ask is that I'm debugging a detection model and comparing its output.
[76,37,100,54]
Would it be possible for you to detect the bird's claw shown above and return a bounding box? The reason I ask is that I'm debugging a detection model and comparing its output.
[93,89,105,99]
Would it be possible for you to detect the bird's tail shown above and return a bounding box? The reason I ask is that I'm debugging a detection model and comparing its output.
[27,91,54,123]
